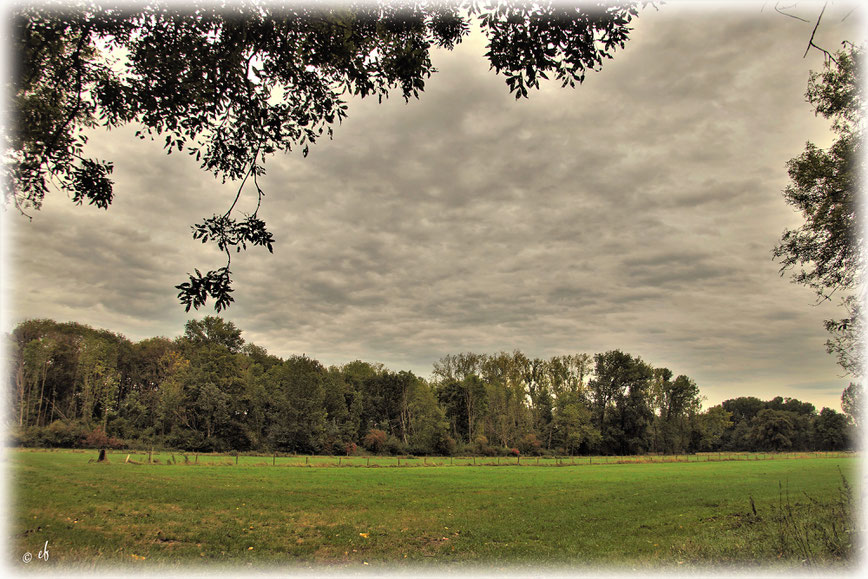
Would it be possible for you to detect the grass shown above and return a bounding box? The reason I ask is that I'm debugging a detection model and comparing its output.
[7,449,860,571]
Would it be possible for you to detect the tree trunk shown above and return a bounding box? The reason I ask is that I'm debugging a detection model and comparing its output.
[36,363,48,427]
[16,359,26,428]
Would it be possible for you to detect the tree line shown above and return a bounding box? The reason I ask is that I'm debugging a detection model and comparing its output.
[6,317,858,455]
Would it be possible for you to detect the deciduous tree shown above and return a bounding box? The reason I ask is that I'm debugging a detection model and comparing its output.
[841,382,861,429]
[774,44,863,377]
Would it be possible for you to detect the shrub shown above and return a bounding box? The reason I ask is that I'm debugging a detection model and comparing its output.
[45,420,88,448]
[383,434,406,456]
[518,433,542,455]
[82,427,124,449]
[434,433,457,457]
[454,442,473,457]
[163,428,207,452]
[363,429,388,453]
[474,435,496,455]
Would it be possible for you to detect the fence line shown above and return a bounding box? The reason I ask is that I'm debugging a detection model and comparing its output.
[104,449,857,468]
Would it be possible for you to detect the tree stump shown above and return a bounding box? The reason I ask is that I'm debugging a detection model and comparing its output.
[97,449,106,462]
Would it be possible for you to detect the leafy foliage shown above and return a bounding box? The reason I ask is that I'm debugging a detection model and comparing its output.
[840,382,861,429]
[8,317,855,455]
[774,45,863,377]
[475,0,639,97]
[9,0,643,311]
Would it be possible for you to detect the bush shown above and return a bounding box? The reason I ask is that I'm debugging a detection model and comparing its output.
[45,420,88,447]
[474,435,497,456]
[163,428,207,452]
[434,433,457,457]
[518,433,542,455]
[454,442,473,456]
[82,427,124,449]
[363,429,388,453]
[383,434,407,456]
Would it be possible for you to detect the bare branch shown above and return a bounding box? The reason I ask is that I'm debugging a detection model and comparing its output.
[775,2,810,23]
[803,2,838,64]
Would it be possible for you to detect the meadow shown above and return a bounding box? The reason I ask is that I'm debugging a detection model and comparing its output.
[8,449,860,571]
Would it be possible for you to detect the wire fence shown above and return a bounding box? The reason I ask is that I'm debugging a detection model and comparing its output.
[88,449,857,468]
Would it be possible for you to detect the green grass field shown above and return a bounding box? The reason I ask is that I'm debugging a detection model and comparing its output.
[7,449,860,571]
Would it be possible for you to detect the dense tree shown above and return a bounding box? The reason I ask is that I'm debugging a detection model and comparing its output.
[551,390,598,455]
[480,352,532,448]
[149,349,185,433]
[813,407,850,451]
[181,342,247,450]
[774,45,863,377]
[693,405,732,451]
[654,374,702,454]
[9,0,643,311]
[182,316,245,354]
[9,319,133,434]
[587,350,653,453]
[722,396,765,425]
[75,334,122,430]
[751,409,797,452]
[265,355,327,454]
[8,318,855,454]
[612,363,654,455]
[841,382,861,430]
[405,379,452,455]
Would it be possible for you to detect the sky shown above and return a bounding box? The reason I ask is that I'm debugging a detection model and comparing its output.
[2,1,865,412]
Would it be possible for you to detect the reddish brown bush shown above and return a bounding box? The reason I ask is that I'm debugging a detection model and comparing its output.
[82,427,123,449]
[363,429,387,453]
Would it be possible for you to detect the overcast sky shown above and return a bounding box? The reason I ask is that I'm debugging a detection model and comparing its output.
[3,1,864,412]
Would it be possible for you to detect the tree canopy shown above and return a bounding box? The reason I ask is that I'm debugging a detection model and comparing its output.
[8,317,856,454]
[774,44,863,378]
[8,0,643,311]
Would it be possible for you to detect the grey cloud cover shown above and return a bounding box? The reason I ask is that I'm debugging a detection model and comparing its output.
[4,2,864,412]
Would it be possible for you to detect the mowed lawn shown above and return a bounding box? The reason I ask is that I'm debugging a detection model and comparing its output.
[8,449,860,570]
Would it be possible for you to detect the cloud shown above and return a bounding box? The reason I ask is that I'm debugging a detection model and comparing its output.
[4,3,862,413]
